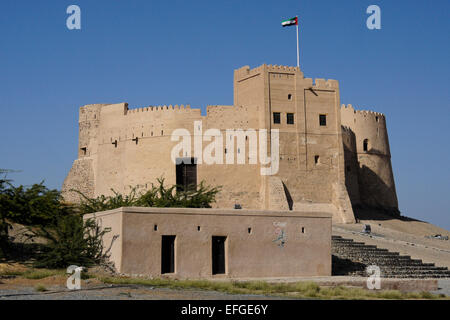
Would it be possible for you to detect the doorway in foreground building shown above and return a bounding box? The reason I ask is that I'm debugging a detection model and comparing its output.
[212,236,227,275]
[161,235,176,274]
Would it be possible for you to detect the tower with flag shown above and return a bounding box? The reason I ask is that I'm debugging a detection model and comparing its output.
[281,16,300,68]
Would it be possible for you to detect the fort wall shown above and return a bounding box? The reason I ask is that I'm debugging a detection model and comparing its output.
[63,64,398,223]
[340,104,398,212]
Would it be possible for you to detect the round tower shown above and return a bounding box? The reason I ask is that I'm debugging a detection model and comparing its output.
[340,104,398,214]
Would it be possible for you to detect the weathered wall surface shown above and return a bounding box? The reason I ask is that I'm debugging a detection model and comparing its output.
[86,207,332,278]
[84,210,123,272]
[61,158,95,203]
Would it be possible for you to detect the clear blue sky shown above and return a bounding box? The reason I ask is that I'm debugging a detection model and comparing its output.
[0,0,449,229]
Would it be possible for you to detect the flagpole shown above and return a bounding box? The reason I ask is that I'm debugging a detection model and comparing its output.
[296,18,300,68]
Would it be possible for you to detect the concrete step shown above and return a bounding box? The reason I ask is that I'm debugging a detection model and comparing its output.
[331,236,449,278]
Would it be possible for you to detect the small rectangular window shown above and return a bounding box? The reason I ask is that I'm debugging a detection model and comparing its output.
[273,112,281,124]
[314,155,320,165]
[287,113,294,125]
[319,114,327,126]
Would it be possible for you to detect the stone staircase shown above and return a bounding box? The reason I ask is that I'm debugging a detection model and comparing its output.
[332,235,450,278]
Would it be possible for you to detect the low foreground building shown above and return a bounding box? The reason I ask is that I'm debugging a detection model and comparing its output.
[86,207,332,278]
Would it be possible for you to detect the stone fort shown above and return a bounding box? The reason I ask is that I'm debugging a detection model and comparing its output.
[62,64,398,224]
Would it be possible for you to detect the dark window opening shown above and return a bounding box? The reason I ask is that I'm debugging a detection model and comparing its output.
[287,113,294,125]
[346,165,351,172]
[161,235,175,274]
[154,224,158,231]
[363,139,369,152]
[161,130,164,135]
[319,114,327,126]
[375,116,379,122]
[176,158,197,191]
[212,236,226,275]
[273,112,281,124]
[80,147,87,156]
[197,226,201,231]
[151,131,153,136]
[301,227,305,234]
[314,155,320,165]
[288,94,292,100]
[248,228,252,234]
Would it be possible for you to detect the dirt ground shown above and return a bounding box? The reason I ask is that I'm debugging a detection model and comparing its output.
[0,276,290,300]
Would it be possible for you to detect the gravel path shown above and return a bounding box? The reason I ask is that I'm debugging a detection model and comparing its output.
[0,284,292,300]
[433,279,450,297]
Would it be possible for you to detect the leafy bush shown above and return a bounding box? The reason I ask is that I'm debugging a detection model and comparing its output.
[1,172,220,269]
[0,174,74,261]
[136,179,220,209]
[74,178,221,214]
[0,170,110,268]
[33,214,111,269]
[0,171,13,258]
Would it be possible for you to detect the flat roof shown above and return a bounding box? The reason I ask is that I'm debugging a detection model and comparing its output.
[84,206,332,219]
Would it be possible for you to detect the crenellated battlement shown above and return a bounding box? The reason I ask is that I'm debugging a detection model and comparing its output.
[340,104,385,118]
[234,64,301,81]
[125,104,194,115]
[313,78,339,89]
[234,64,263,80]
[265,64,300,73]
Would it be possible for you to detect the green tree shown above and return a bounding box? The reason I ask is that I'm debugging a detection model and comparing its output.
[74,178,221,214]
[33,214,111,268]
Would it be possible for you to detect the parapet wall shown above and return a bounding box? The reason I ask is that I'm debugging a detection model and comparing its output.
[125,104,193,114]
[234,64,302,81]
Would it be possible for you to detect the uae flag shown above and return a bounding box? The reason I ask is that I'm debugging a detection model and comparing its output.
[281,16,298,27]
